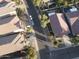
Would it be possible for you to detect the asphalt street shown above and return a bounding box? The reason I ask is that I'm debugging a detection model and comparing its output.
[25,0,47,41]
[25,0,51,59]
[24,0,79,59]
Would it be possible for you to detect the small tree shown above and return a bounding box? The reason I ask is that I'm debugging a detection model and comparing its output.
[40,11,49,28]
[33,0,42,6]
[55,0,71,8]
[27,46,36,59]
[64,1,69,7]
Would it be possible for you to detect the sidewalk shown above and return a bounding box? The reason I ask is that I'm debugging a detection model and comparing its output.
[27,34,39,59]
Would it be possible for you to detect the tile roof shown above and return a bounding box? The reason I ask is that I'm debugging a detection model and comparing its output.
[0,15,21,35]
[0,33,19,45]
[66,11,79,35]
[48,13,70,36]
[0,1,16,16]
[0,28,25,56]
[0,0,25,56]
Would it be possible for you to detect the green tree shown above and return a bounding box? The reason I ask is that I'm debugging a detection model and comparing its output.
[55,0,63,7]
[40,13,49,28]
[64,1,69,7]
[56,0,71,8]
[16,8,24,17]
[27,46,36,59]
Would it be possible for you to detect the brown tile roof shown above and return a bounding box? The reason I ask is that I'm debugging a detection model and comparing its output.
[0,15,21,35]
[48,13,70,36]
[66,11,79,35]
[0,40,24,56]
[0,33,18,45]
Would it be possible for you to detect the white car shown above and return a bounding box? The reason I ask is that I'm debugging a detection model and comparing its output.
[29,15,34,26]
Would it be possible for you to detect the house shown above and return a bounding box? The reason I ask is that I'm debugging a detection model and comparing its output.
[0,1,27,56]
[0,14,21,35]
[66,11,79,35]
[0,12,28,56]
[0,32,25,56]
[51,45,79,59]
[48,12,70,36]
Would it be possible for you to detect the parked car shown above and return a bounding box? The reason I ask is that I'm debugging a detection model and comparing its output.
[29,15,34,26]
